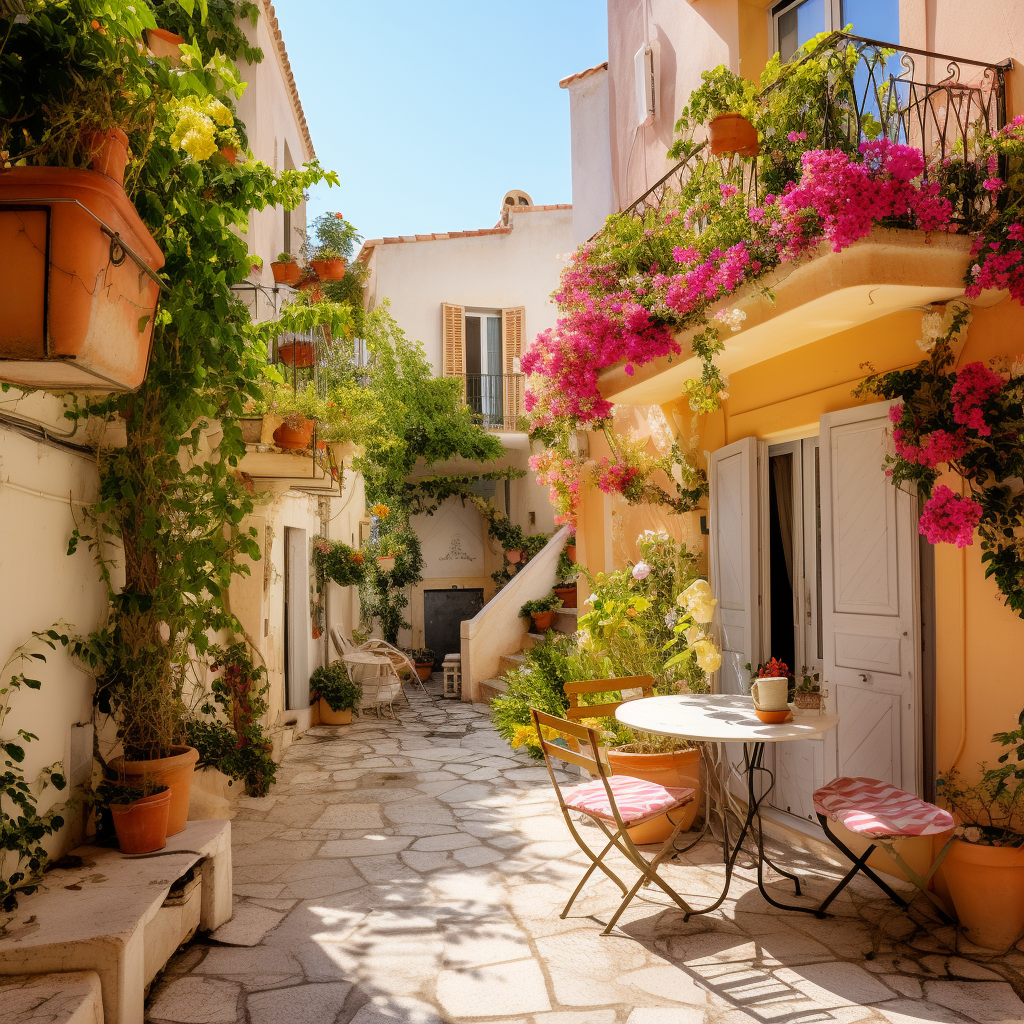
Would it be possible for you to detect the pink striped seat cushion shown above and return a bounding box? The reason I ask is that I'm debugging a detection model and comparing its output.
[813,777,954,839]
[562,775,694,826]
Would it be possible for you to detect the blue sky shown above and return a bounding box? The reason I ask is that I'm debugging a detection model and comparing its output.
[272,0,608,244]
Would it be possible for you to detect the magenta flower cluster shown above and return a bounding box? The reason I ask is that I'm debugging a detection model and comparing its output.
[594,459,641,496]
[918,485,982,548]
[950,361,1004,436]
[523,140,955,427]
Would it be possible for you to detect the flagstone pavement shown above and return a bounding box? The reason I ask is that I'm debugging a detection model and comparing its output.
[146,684,1024,1024]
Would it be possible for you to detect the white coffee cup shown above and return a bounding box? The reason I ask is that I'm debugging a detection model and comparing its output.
[751,676,789,712]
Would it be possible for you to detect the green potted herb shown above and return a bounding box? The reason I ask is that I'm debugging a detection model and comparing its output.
[554,545,579,608]
[310,663,362,725]
[520,594,563,632]
[258,382,328,451]
[271,251,301,286]
[303,213,360,281]
[793,667,823,711]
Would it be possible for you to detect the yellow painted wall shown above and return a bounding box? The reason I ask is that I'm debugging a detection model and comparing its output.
[635,299,1024,784]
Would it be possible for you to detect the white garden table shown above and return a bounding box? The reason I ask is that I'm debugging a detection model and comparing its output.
[615,692,839,918]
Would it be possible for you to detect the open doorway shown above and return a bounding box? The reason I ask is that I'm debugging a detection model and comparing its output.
[284,527,310,710]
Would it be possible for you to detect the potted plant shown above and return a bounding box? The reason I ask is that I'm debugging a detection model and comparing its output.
[302,212,361,284]
[259,383,326,451]
[277,331,317,368]
[520,595,563,632]
[935,721,1024,951]
[708,113,759,156]
[271,252,302,287]
[310,245,347,282]
[146,26,186,64]
[310,663,361,725]
[505,548,522,564]
[793,667,824,711]
[107,779,171,855]
[406,648,436,681]
[565,537,577,563]
[80,125,131,186]
[554,546,579,609]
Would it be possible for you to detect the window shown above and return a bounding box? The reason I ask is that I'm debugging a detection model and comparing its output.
[772,0,898,62]
[464,310,503,427]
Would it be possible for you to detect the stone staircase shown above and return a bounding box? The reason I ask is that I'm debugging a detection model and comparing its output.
[478,605,578,703]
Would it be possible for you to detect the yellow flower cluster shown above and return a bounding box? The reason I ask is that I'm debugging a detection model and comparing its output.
[371,503,390,519]
[169,96,234,162]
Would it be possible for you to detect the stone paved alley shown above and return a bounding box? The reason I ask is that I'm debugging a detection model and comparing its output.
[146,686,1024,1024]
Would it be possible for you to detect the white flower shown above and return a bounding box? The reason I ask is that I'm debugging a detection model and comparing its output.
[632,561,651,581]
[693,638,722,674]
[916,337,936,352]
[714,307,747,332]
[157,621,171,643]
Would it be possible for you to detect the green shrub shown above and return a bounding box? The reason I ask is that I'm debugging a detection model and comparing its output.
[310,663,361,711]
[520,594,563,618]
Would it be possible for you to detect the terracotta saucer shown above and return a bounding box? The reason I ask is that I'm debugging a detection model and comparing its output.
[754,708,793,724]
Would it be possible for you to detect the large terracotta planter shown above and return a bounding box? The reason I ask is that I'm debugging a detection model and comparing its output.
[607,746,702,844]
[109,746,199,837]
[271,260,302,286]
[273,417,314,450]
[110,787,171,854]
[278,338,316,367]
[531,611,554,631]
[311,258,346,281]
[708,113,759,157]
[416,662,433,681]
[82,127,130,186]
[938,838,1024,950]
[0,168,164,392]
[554,584,577,609]
[319,698,352,726]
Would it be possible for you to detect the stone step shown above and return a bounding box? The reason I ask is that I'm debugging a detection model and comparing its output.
[498,651,528,674]
[553,606,578,633]
[478,677,508,703]
[0,971,103,1024]
[519,631,546,650]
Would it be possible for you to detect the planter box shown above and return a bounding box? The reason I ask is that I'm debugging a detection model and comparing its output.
[0,168,165,391]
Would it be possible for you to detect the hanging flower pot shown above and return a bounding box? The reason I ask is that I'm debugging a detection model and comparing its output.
[278,338,316,367]
[81,127,130,187]
[506,548,522,564]
[311,258,346,281]
[708,113,759,157]
[219,146,238,165]
[146,27,186,64]
[271,259,302,286]
[0,168,164,392]
[110,787,171,854]
[273,416,315,450]
[377,555,396,572]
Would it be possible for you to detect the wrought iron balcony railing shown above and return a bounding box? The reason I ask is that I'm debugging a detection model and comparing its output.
[459,372,526,432]
[622,32,1010,232]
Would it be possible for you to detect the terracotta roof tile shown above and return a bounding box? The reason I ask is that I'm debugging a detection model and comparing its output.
[559,61,608,89]
[356,226,514,262]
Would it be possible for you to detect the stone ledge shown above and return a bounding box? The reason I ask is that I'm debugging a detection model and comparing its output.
[0,971,103,1024]
[0,820,232,1024]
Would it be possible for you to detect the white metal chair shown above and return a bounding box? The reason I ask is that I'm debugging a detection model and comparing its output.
[330,626,425,695]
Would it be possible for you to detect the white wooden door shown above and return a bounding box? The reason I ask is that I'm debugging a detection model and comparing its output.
[820,403,920,793]
[708,437,764,696]
[285,527,310,711]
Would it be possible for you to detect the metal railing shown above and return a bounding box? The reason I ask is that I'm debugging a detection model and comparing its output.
[459,373,526,432]
[621,32,1010,231]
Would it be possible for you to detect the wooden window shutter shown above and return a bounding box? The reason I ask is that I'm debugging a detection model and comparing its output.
[501,306,525,431]
[441,302,465,378]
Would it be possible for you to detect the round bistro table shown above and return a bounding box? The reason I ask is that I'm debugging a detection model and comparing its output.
[615,692,839,917]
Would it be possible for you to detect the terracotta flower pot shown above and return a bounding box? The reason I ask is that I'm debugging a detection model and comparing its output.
[271,260,302,286]
[554,584,577,609]
[319,698,352,726]
[565,544,577,563]
[0,168,164,392]
[82,128,130,187]
[109,746,199,837]
[531,610,554,631]
[505,549,522,564]
[939,838,1024,950]
[377,556,396,572]
[110,787,171,854]
[416,663,433,681]
[219,146,238,165]
[278,339,316,367]
[607,746,702,844]
[146,27,186,63]
[273,417,315,450]
[311,258,346,281]
[708,113,759,157]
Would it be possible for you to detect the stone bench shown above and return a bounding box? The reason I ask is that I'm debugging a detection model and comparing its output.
[0,820,231,1024]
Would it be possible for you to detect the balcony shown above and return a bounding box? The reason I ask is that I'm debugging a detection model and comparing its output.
[597,32,1011,407]
[461,372,526,432]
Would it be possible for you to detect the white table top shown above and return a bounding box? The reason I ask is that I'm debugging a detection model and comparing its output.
[342,651,391,666]
[615,693,839,744]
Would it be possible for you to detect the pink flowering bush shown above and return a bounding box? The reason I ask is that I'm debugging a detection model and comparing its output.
[918,486,982,547]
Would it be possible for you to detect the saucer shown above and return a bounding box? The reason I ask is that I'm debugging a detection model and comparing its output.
[754,708,792,724]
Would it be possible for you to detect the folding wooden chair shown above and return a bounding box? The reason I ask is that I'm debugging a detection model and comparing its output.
[563,675,654,723]
[531,708,696,935]
[813,777,955,919]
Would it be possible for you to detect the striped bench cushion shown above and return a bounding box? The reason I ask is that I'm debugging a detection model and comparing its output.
[813,777,954,839]
[562,775,694,827]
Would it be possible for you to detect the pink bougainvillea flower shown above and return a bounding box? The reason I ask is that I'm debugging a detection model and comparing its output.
[918,486,982,547]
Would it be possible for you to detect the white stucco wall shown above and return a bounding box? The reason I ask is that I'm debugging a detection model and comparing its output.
[362,205,574,375]
[564,68,617,244]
